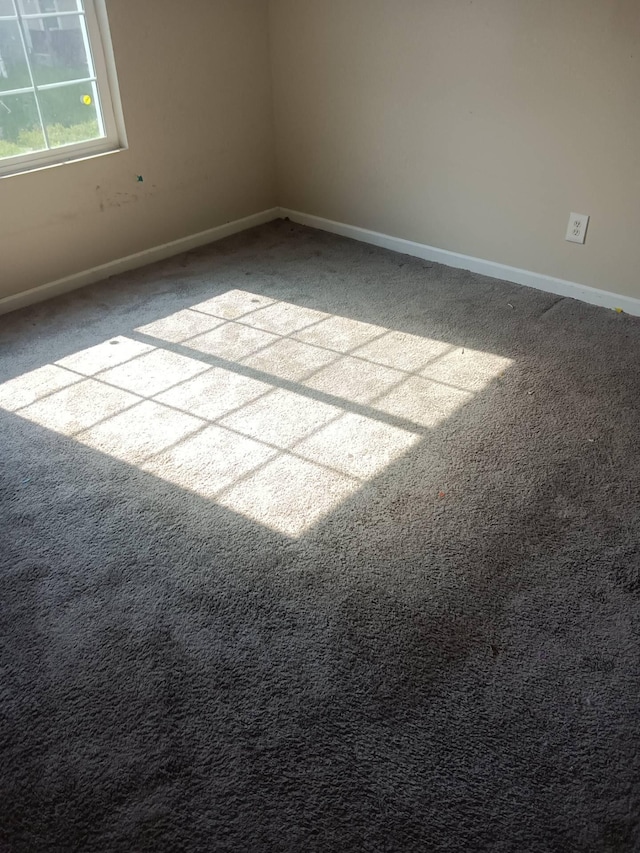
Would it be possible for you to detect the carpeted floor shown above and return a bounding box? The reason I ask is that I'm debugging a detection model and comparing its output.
[1,219,639,852]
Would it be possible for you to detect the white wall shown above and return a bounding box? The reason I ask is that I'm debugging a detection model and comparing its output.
[0,0,276,300]
[269,0,640,300]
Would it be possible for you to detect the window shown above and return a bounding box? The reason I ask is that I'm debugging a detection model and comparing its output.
[0,0,124,177]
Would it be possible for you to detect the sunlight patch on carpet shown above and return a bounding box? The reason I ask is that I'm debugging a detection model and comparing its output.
[0,290,511,538]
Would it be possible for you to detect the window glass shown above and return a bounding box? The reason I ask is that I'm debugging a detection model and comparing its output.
[24,14,92,86]
[0,0,123,174]
[39,79,99,146]
[0,19,30,89]
[0,91,44,155]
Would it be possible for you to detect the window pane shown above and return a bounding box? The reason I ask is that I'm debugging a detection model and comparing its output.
[0,19,30,92]
[0,1,16,17]
[38,79,100,147]
[17,1,81,12]
[23,14,91,86]
[0,90,44,155]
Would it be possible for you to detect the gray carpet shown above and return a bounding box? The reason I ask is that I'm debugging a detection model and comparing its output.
[1,219,639,852]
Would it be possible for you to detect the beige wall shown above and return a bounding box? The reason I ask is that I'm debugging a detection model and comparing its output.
[270,0,640,299]
[4,1,639,304]
[1,0,276,300]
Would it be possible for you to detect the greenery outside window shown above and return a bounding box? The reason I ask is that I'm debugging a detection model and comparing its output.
[0,0,124,177]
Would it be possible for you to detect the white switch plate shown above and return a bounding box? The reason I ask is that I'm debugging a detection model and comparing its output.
[566,212,590,244]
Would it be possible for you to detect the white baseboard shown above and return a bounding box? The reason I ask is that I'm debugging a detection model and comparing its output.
[281,208,640,318]
[4,204,639,318]
[0,207,280,317]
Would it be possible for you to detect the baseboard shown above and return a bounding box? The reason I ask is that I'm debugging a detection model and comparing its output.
[281,208,640,318]
[0,207,280,317]
[4,205,639,318]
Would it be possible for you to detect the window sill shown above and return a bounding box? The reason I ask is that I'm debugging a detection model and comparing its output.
[0,144,128,181]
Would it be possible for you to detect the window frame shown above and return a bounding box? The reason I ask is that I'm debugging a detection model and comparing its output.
[0,0,126,179]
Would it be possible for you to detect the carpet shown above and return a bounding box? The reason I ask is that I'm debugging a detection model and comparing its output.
[1,219,639,852]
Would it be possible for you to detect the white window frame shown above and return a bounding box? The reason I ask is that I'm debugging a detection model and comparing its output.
[0,0,126,178]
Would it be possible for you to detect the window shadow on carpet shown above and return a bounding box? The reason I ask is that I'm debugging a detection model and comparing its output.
[0,285,511,538]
